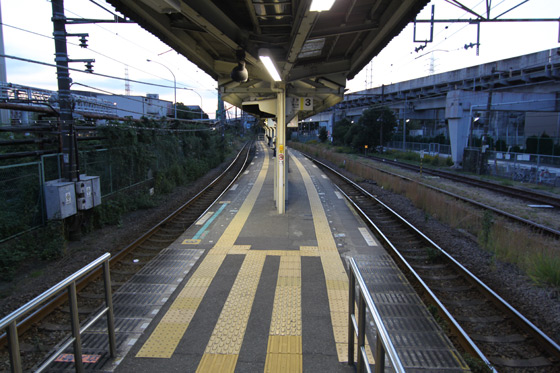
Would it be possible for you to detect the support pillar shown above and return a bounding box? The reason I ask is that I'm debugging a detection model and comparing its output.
[275,85,286,214]
[447,117,471,165]
[446,90,471,166]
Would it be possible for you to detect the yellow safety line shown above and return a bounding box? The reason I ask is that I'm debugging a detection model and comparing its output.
[136,142,269,359]
[197,251,267,372]
[291,152,373,363]
[264,255,302,372]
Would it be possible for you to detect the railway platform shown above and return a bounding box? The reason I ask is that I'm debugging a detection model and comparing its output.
[50,141,469,372]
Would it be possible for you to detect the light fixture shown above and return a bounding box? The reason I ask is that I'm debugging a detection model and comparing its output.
[310,0,336,12]
[259,49,282,81]
[163,0,181,12]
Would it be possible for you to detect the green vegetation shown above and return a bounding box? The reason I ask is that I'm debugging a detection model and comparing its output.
[425,246,443,263]
[0,221,65,281]
[462,354,493,373]
[529,253,560,287]
[318,126,328,143]
[332,106,396,151]
[0,118,240,281]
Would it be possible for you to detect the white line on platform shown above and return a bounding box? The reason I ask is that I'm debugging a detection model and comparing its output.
[359,227,377,246]
[196,211,214,225]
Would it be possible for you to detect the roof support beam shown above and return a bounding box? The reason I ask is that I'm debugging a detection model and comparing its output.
[175,2,259,66]
[281,0,318,78]
[287,59,351,82]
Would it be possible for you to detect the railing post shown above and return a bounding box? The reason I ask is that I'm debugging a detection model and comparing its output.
[68,283,84,373]
[357,294,366,373]
[7,321,22,372]
[375,331,386,373]
[348,269,355,366]
[103,260,116,357]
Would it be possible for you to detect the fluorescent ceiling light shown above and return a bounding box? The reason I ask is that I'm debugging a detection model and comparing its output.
[259,54,282,81]
[163,0,181,12]
[310,0,336,12]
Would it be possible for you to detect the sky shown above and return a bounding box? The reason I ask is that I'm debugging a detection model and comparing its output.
[1,0,559,119]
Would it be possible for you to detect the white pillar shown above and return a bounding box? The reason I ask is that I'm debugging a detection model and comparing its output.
[276,86,286,214]
[446,90,471,166]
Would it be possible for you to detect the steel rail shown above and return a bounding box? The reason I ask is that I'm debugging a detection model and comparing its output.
[368,155,560,208]
[0,142,252,350]
[362,156,560,238]
[307,153,560,368]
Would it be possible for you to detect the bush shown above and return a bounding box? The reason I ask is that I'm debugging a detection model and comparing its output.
[530,253,560,287]
[0,221,65,281]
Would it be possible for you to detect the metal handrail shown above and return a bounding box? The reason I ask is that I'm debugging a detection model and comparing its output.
[0,253,116,373]
[348,257,405,373]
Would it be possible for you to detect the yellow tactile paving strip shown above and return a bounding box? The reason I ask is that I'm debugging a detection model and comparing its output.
[197,251,267,371]
[136,146,369,371]
[264,255,302,372]
[136,142,269,359]
[291,152,373,363]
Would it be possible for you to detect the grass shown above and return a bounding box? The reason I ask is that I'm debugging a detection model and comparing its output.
[30,270,43,278]
[425,246,443,263]
[529,252,560,287]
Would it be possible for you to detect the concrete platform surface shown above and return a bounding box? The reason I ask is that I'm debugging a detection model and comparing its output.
[48,141,469,372]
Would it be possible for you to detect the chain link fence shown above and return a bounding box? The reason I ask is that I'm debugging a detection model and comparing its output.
[0,162,44,242]
[485,150,560,186]
[388,141,452,156]
[0,148,158,241]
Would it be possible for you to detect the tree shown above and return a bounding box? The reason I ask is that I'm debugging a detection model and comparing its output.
[332,118,352,145]
[342,106,396,151]
[176,102,208,120]
[526,133,554,155]
[318,126,328,142]
[359,106,396,149]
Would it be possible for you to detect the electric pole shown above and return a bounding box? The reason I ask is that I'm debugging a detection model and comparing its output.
[52,0,77,181]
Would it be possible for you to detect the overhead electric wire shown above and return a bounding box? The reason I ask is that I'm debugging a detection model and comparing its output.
[364,0,549,88]
[1,53,180,90]
[63,6,215,93]
[0,21,205,94]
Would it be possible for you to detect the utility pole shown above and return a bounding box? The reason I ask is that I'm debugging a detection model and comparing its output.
[52,0,77,181]
[0,4,10,125]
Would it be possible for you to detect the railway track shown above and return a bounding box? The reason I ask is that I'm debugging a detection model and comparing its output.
[310,155,560,372]
[355,155,560,238]
[0,142,253,371]
[368,155,560,209]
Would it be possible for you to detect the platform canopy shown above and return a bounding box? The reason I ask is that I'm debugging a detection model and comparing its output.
[106,0,429,119]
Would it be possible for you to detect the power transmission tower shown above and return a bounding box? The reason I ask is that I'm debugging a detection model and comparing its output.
[364,60,374,89]
[429,51,436,75]
[125,65,131,95]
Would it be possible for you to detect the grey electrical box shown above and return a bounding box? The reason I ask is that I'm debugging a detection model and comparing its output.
[76,175,102,210]
[44,180,77,220]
